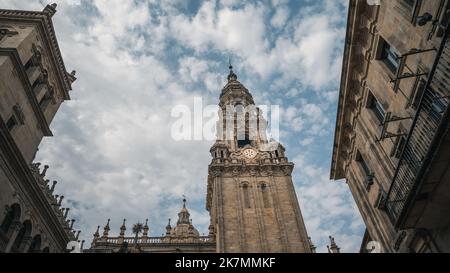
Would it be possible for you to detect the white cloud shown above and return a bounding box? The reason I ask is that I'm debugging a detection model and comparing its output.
[271,6,289,28]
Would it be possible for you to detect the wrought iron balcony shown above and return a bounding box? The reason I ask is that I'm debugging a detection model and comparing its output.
[385,28,450,227]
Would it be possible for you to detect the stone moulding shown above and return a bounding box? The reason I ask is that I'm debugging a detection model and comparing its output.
[0,7,75,100]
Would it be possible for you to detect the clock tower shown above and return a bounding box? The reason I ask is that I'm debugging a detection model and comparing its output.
[206,65,312,253]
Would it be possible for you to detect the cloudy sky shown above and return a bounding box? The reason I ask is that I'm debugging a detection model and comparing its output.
[2,0,365,252]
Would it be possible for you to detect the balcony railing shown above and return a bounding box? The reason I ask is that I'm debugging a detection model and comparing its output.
[102,236,213,245]
[385,28,450,226]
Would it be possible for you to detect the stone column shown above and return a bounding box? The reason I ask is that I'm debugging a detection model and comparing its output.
[20,236,33,253]
[4,221,22,253]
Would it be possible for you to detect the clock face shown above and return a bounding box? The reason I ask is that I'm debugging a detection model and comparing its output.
[243,149,257,159]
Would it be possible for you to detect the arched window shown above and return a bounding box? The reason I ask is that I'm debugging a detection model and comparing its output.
[1,204,21,236]
[28,235,41,253]
[242,183,251,209]
[261,184,271,208]
[11,220,32,253]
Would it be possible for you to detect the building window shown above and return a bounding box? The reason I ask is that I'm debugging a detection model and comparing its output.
[377,37,400,74]
[397,0,422,24]
[392,135,407,159]
[6,115,18,131]
[261,184,271,208]
[402,0,416,10]
[356,151,374,191]
[437,1,450,37]
[237,134,251,148]
[242,184,251,209]
[0,204,21,236]
[411,79,426,110]
[367,91,386,124]
[356,152,371,176]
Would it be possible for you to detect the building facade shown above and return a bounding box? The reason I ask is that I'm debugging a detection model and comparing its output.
[89,66,314,253]
[0,4,79,253]
[331,0,450,253]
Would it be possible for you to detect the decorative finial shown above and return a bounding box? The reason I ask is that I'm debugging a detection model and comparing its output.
[41,165,49,177]
[93,225,100,238]
[227,57,237,82]
[166,218,172,235]
[58,196,64,206]
[120,219,126,236]
[103,219,110,237]
[143,219,149,237]
[50,181,57,194]
[64,208,70,219]
[70,219,75,229]
[183,195,187,208]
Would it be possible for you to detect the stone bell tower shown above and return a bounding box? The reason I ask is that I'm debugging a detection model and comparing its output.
[206,65,312,253]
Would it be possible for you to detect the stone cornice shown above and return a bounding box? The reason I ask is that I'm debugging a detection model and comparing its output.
[330,0,357,181]
[330,1,380,180]
[209,162,294,177]
[0,118,72,250]
[0,48,52,136]
[0,7,75,100]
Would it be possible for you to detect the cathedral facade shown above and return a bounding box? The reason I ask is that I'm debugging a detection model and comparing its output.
[88,67,314,253]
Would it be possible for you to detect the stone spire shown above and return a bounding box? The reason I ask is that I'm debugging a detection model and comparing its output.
[92,225,100,245]
[143,219,149,237]
[327,236,341,253]
[102,219,110,238]
[119,219,126,237]
[166,219,172,236]
[94,225,100,237]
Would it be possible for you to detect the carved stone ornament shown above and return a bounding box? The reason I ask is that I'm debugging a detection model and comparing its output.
[0,28,19,42]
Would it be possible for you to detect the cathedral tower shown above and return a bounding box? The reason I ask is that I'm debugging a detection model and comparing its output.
[206,65,311,253]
